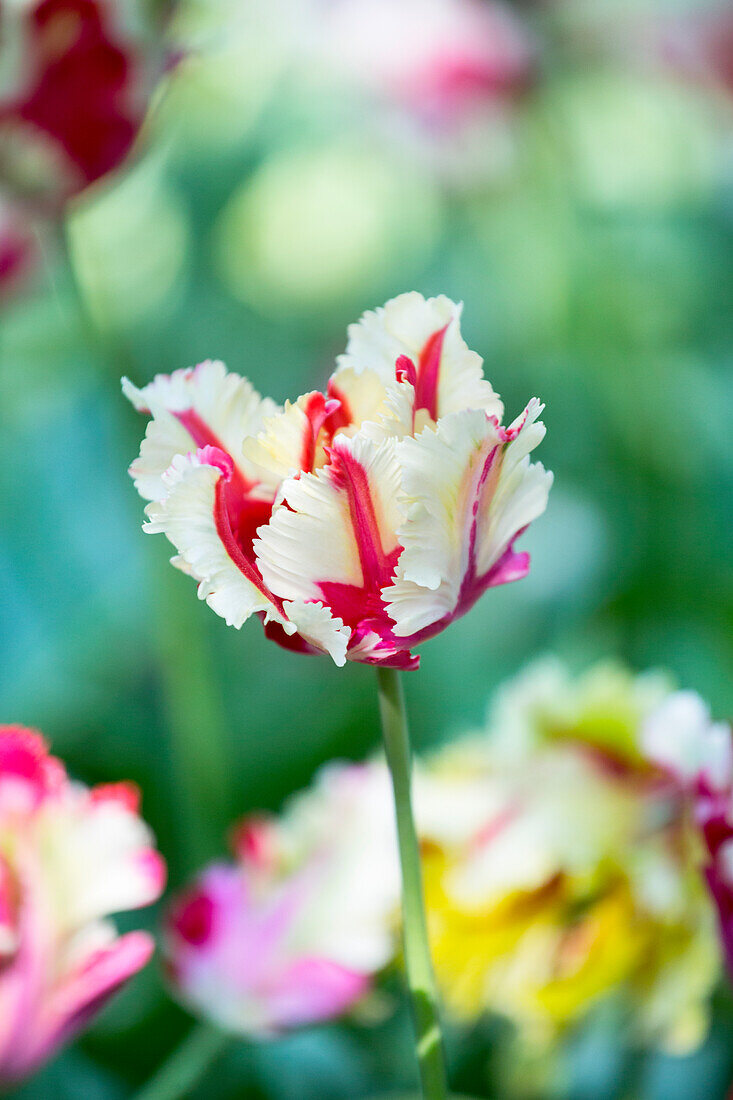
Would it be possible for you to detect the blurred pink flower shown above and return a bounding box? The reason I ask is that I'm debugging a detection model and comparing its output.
[124,293,552,669]
[319,0,535,124]
[659,7,733,99]
[165,762,399,1035]
[0,725,165,1085]
[642,693,733,978]
[312,0,535,181]
[0,0,162,209]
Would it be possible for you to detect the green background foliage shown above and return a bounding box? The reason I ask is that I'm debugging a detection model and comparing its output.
[1,0,732,1095]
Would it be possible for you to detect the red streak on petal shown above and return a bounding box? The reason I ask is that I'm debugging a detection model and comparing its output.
[300,393,340,472]
[318,578,392,630]
[395,354,417,387]
[413,323,449,421]
[235,496,274,559]
[326,444,392,591]
[209,454,282,611]
[181,420,273,560]
[261,616,322,657]
[313,442,411,662]
[325,380,354,434]
[396,438,534,649]
[461,442,499,594]
[176,408,254,497]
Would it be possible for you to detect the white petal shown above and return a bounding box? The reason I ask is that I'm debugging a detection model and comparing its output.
[474,400,553,577]
[384,405,552,638]
[358,377,421,442]
[242,391,336,492]
[278,760,400,971]
[336,291,503,420]
[642,691,733,789]
[46,800,161,932]
[123,360,278,501]
[144,451,281,630]
[327,366,391,434]
[282,600,350,668]
[256,433,402,606]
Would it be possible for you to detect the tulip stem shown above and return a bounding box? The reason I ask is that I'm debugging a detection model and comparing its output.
[133,1022,230,1100]
[376,667,449,1100]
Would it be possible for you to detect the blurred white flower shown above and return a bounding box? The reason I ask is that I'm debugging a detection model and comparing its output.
[416,660,721,1055]
[642,687,733,983]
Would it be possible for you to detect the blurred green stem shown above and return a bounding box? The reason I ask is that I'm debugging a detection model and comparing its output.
[157,567,235,869]
[376,667,449,1100]
[134,1022,230,1100]
[60,220,137,379]
[60,223,233,867]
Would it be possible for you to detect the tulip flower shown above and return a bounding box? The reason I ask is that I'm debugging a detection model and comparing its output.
[0,0,164,209]
[0,725,165,1085]
[642,691,733,980]
[124,293,552,671]
[417,661,720,1056]
[164,763,399,1035]
[126,294,551,1100]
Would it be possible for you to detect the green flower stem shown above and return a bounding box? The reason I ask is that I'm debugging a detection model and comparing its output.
[376,667,449,1100]
[134,1022,230,1100]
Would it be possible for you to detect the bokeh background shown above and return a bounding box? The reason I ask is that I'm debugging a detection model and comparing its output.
[1,0,732,1096]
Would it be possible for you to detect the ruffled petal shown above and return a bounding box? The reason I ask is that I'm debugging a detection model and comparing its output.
[335,291,503,423]
[123,360,278,501]
[384,403,552,639]
[255,434,403,664]
[280,599,350,668]
[242,378,395,493]
[241,391,340,492]
[144,448,350,662]
[325,366,391,435]
[474,399,553,578]
[143,447,284,630]
[256,434,402,603]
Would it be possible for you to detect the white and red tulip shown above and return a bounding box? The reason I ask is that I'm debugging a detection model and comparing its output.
[125,293,552,670]
[0,725,165,1085]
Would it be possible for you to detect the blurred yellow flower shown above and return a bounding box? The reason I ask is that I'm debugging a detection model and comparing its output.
[416,660,721,1055]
